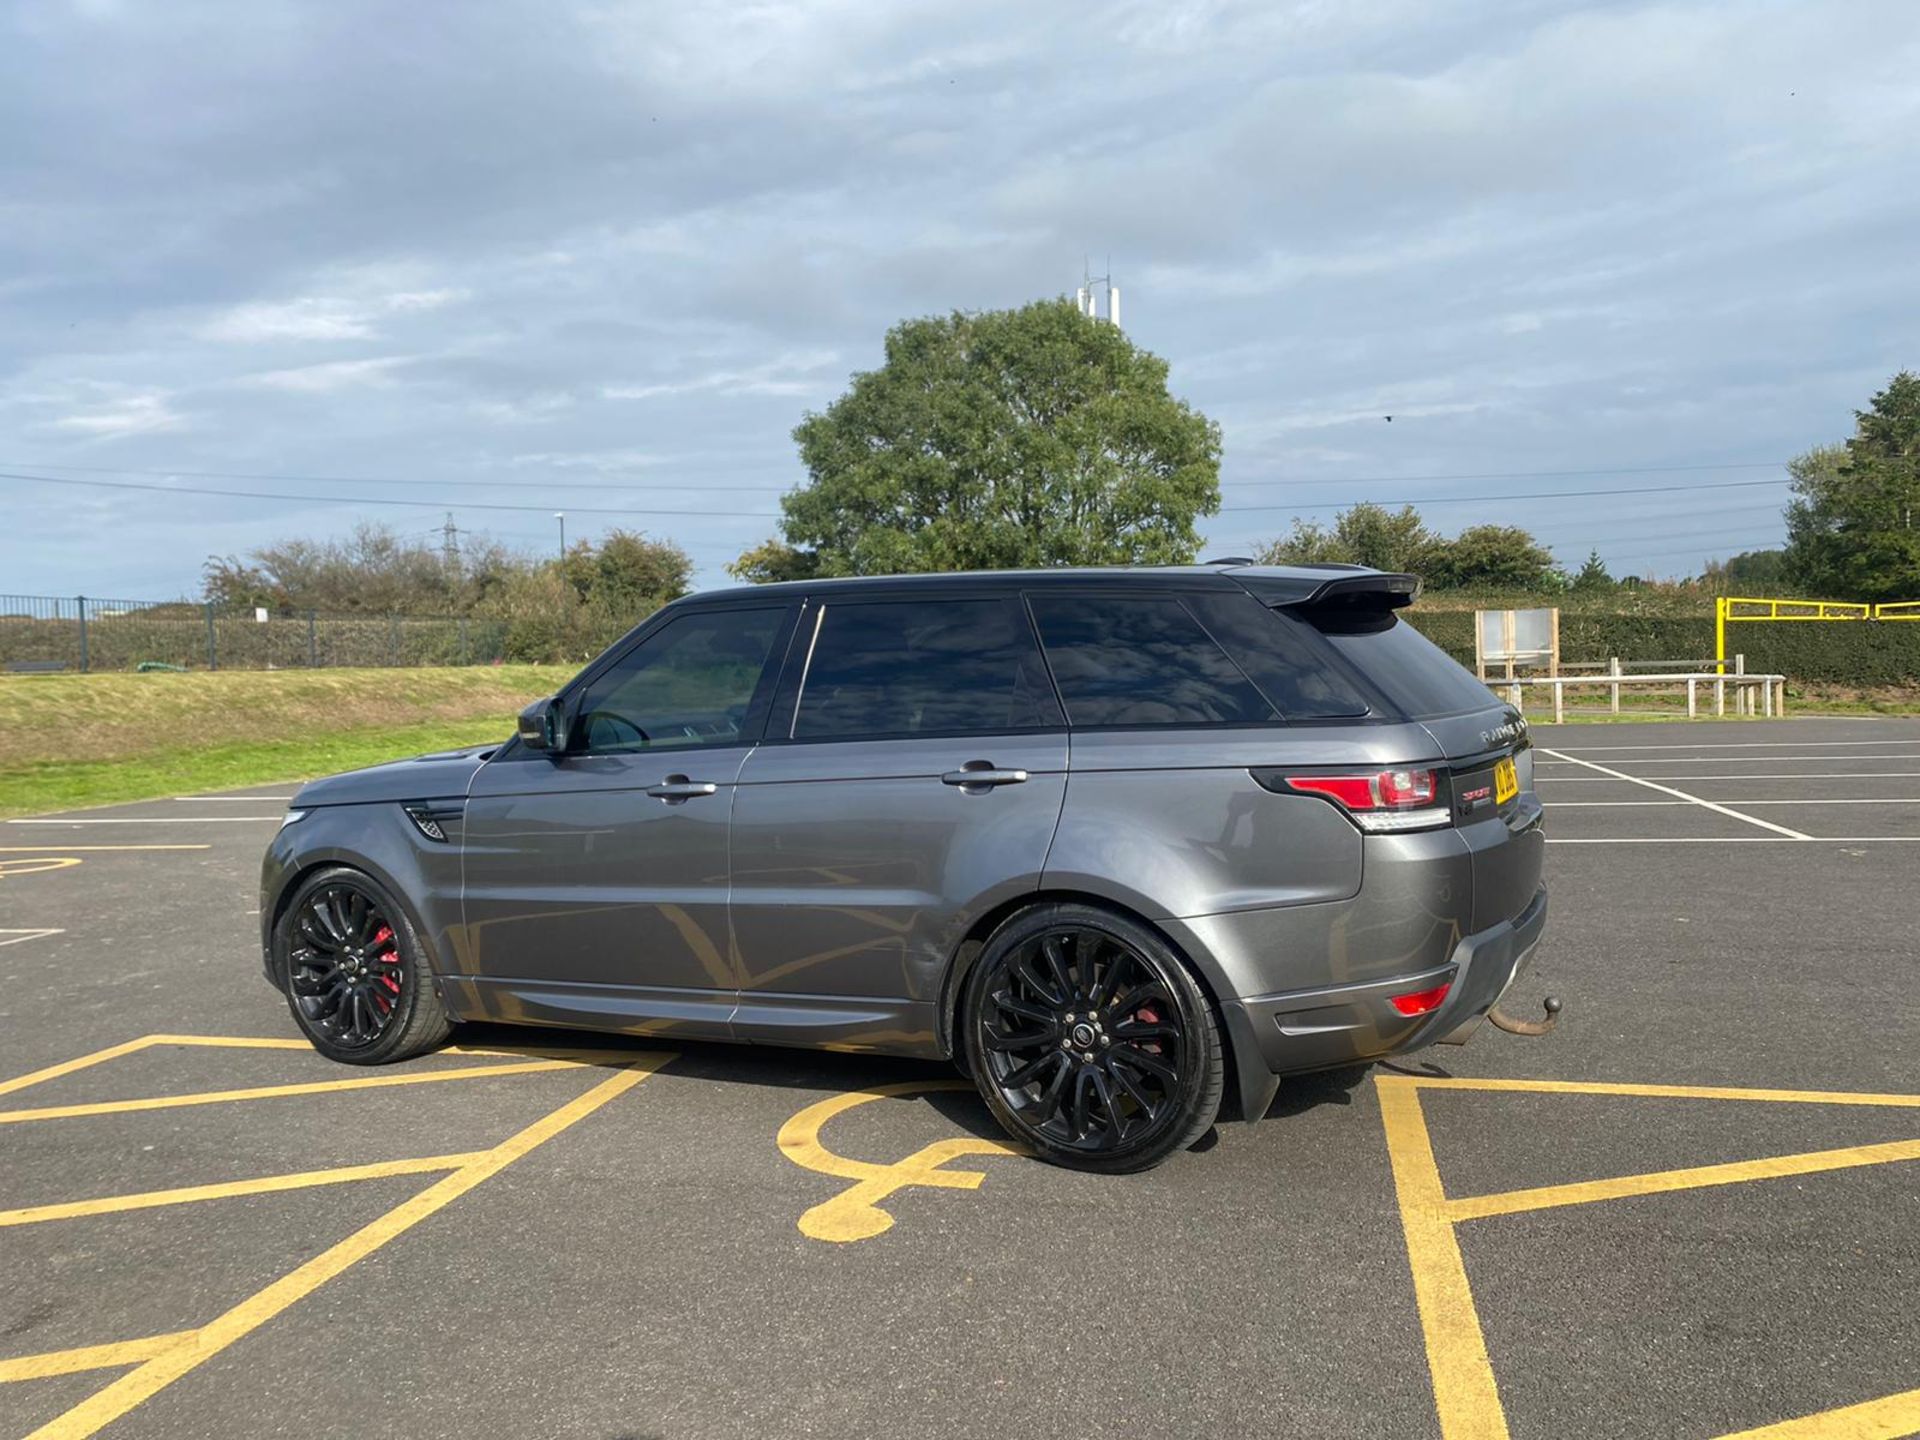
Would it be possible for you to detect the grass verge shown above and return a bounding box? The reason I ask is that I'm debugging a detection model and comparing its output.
[0,666,567,818]
[0,719,515,817]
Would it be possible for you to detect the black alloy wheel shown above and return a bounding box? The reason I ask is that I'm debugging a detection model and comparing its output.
[965,904,1223,1173]
[289,880,406,1048]
[276,866,453,1065]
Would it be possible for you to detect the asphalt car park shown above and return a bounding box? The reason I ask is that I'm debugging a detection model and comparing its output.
[1,715,1917,1440]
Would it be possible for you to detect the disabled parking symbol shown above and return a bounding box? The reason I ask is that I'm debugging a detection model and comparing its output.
[777,1079,1025,1242]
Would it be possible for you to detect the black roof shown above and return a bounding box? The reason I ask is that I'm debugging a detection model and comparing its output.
[682,563,1418,609]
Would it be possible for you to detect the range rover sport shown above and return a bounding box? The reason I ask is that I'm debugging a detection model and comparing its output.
[260,563,1548,1172]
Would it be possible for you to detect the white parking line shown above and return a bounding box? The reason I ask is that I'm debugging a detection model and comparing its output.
[5,817,284,825]
[173,795,296,802]
[1537,754,1920,765]
[1535,748,1812,840]
[0,929,64,947]
[1537,772,1920,782]
[1553,798,1920,807]
[1543,739,1920,752]
[1550,836,1920,844]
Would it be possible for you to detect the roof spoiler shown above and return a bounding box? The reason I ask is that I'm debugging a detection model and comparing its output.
[1234,570,1422,610]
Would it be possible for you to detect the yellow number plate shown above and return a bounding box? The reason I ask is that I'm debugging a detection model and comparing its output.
[1494,756,1519,806]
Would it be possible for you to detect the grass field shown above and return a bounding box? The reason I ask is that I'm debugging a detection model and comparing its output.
[2,663,1912,820]
[0,666,569,817]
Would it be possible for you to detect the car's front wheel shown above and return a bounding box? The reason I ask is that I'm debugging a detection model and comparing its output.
[963,904,1224,1173]
[274,865,453,1065]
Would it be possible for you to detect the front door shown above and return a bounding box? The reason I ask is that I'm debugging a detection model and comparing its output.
[457,603,794,1038]
[729,594,1069,1053]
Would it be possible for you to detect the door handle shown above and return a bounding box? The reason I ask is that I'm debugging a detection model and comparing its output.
[941,765,1029,789]
[646,776,719,802]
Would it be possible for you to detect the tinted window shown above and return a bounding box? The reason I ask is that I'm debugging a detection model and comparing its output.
[573,607,785,754]
[1183,591,1377,719]
[1304,605,1496,719]
[792,598,1061,740]
[1029,594,1275,727]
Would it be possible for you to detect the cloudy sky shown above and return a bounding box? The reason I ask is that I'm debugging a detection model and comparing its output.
[3,0,1916,599]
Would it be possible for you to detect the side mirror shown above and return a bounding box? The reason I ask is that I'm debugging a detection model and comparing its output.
[515,696,568,754]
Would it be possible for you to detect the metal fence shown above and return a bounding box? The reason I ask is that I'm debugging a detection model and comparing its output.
[0,595,510,672]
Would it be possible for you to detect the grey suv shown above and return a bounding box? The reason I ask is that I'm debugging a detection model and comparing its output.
[260,564,1547,1171]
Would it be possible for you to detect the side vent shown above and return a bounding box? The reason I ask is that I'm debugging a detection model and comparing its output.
[402,800,465,843]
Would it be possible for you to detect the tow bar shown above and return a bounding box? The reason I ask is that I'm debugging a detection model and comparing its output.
[1487,994,1563,1036]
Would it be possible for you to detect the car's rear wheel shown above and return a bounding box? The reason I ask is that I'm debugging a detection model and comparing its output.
[963,903,1223,1173]
[275,866,453,1065]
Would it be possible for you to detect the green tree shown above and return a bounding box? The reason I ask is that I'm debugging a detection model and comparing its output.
[1254,519,1349,566]
[1715,548,1790,591]
[1423,524,1557,590]
[1259,505,1554,590]
[201,521,519,615]
[1571,550,1613,592]
[727,538,821,584]
[1331,503,1434,572]
[572,529,691,612]
[1785,373,1920,601]
[735,299,1222,577]
[1255,504,1433,571]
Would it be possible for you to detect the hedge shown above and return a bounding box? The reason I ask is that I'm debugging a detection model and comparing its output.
[1404,610,1920,684]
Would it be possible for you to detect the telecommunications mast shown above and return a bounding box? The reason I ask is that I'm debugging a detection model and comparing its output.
[1077,259,1121,329]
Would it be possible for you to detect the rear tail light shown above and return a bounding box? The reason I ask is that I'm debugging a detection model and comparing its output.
[1389,981,1452,1017]
[1255,767,1451,833]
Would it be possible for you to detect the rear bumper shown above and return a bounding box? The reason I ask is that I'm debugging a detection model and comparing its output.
[1222,884,1549,1079]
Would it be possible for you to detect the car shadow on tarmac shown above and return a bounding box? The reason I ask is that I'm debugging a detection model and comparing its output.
[439,1021,1383,1156]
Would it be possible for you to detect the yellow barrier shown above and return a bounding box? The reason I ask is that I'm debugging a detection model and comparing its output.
[1714,594,1920,679]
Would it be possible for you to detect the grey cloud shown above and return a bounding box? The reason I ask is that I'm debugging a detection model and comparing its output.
[3,0,1917,594]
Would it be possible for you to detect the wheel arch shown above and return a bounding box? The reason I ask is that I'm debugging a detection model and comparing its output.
[937,888,1274,1122]
[265,849,451,994]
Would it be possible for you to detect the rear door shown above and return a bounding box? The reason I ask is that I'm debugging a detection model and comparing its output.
[728,593,1068,1051]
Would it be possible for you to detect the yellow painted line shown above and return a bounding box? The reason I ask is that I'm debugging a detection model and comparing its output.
[1403,1076,1920,1109]
[27,1054,670,1440]
[0,1036,195,1090]
[0,1036,164,1097]
[1446,1137,1920,1222]
[777,1080,1021,1242]
[0,1332,198,1384]
[0,1059,584,1125]
[1377,1076,1510,1440]
[0,1151,488,1228]
[441,1044,672,1066]
[138,1034,551,1059]
[1717,1386,1920,1439]
[139,1034,314,1051]
[0,845,210,852]
[0,856,83,877]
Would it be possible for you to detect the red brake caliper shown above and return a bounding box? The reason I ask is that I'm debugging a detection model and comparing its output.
[1134,1005,1164,1054]
[373,925,401,1002]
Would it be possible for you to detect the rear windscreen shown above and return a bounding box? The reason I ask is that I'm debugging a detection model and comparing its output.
[1299,603,1498,719]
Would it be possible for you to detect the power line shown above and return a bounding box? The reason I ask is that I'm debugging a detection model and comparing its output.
[1222,460,1787,488]
[0,456,1790,495]
[0,458,787,494]
[1213,476,1789,513]
[0,466,1797,522]
[0,470,781,519]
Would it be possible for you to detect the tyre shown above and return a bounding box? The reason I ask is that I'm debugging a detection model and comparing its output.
[274,865,454,1065]
[962,903,1224,1173]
